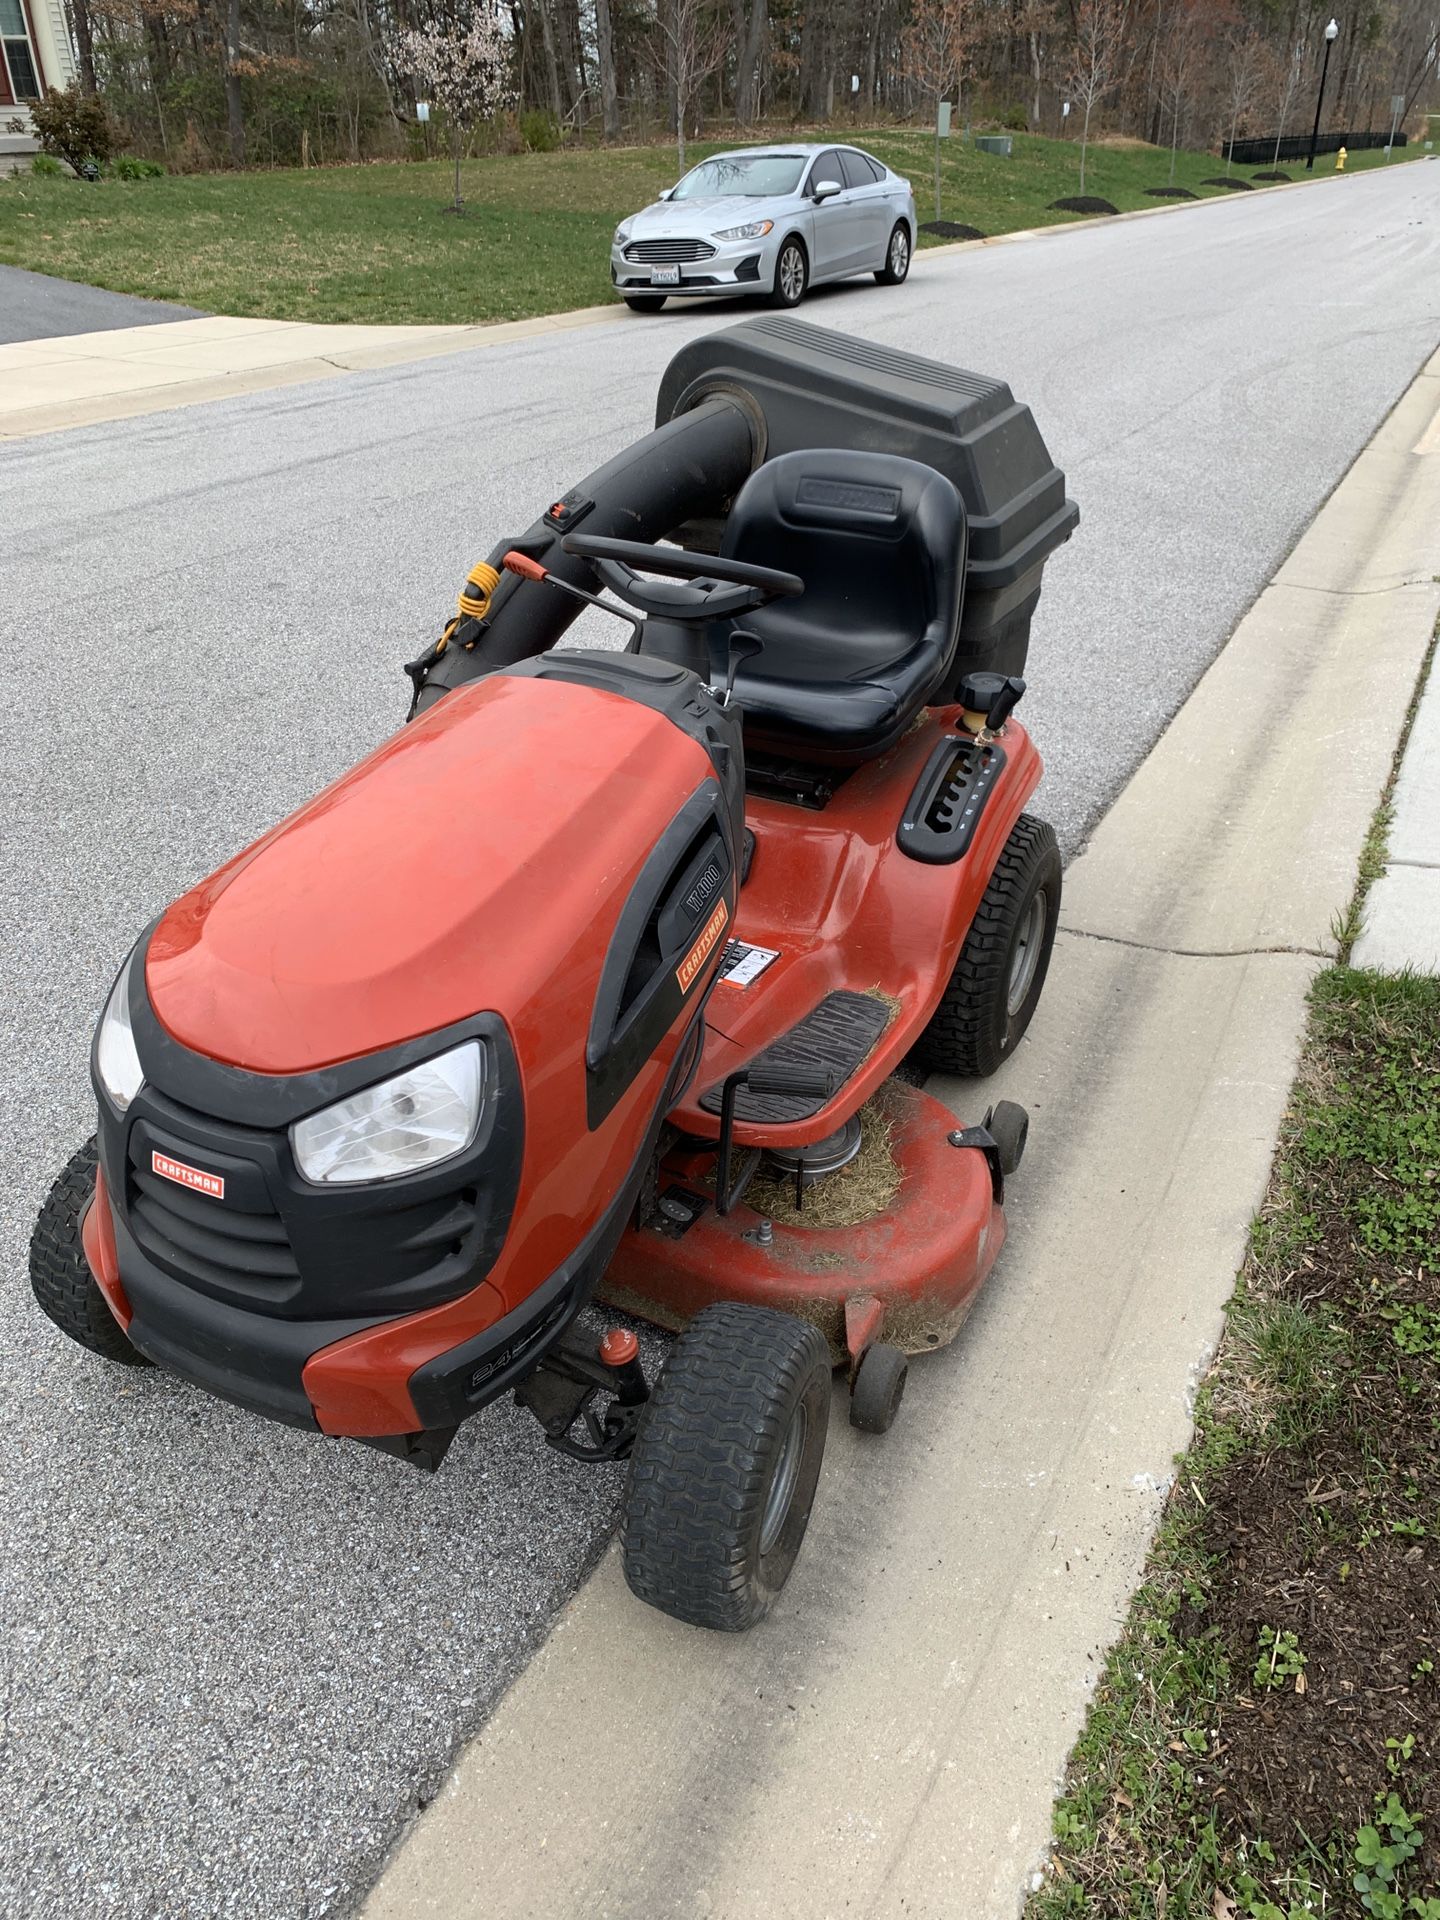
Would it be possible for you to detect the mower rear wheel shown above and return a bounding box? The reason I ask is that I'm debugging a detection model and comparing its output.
[913,813,1061,1079]
[30,1139,149,1368]
[621,1302,830,1631]
[849,1341,908,1434]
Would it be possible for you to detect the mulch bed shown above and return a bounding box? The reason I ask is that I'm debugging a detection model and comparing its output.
[1253,169,1292,182]
[1183,979,1440,1878]
[1202,176,1254,190]
[919,220,985,241]
[1047,195,1119,216]
[1144,186,1198,199]
[1192,1443,1439,1850]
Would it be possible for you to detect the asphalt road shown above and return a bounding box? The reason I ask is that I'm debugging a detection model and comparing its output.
[0,263,203,344]
[3,161,1438,1920]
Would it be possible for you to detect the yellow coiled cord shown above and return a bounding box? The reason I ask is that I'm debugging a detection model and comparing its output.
[458,561,501,621]
[434,560,501,657]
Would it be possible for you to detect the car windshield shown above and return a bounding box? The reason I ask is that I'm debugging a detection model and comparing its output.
[669,154,806,200]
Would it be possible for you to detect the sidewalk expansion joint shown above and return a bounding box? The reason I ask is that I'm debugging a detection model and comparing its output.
[1058,924,1331,962]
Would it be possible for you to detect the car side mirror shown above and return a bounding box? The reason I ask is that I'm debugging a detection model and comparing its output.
[657,187,673,200]
[813,178,843,201]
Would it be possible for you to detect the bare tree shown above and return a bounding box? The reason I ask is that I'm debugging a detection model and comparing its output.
[902,0,977,222]
[223,0,245,164]
[729,0,767,124]
[1064,0,1128,197]
[594,0,620,137]
[396,9,514,213]
[1267,35,1305,170]
[649,0,728,170]
[1221,22,1266,174]
[1159,0,1204,183]
[66,0,99,91]
[1015,0,1056,128]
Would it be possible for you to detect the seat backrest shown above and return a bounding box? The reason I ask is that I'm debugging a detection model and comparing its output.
[719,449,966,687]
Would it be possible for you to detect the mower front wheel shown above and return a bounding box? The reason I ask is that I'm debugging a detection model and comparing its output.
[914,813,1061,1079]
[621,1302,830,1631]
[30,1139,149,1368]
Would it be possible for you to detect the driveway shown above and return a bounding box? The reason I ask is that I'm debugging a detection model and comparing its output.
[2,158,1439,1920]
[0,262,202,343]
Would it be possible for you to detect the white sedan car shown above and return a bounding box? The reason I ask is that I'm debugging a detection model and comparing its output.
[611,144,917,314]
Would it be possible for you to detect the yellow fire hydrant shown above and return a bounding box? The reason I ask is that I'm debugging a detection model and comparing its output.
[1336,145,1348,171]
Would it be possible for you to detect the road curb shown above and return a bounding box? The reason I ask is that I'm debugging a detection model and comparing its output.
[354,340,1440,1920]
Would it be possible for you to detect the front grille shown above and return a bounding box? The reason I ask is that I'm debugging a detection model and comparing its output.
[625,238,716,264]
[128,1153,299,1305]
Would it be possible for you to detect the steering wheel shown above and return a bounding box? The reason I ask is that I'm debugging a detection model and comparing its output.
[561,532,803,623]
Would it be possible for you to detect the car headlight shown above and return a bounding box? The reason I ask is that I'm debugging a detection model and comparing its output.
[291,1040,485,1186]
[613,223,632,245]
[712,219,773,241]
[96,953,144,1112]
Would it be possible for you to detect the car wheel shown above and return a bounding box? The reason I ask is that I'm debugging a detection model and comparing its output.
[624,294,667,313]
[876,223,911,285]
[768,238,808,309]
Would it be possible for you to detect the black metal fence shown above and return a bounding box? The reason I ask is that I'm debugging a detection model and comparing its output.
[1225,130,1408,166]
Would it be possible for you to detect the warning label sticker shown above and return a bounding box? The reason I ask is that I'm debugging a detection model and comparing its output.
[717,940,781,988]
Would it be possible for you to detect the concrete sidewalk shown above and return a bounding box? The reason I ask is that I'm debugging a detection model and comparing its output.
[1353,609,1440,973]
[0,307,619,437]
[358,368,1440,1916]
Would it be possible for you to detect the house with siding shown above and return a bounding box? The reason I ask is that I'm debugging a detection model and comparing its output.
[1,0,75,173]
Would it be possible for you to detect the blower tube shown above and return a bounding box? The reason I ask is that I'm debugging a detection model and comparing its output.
[413,395,760,709]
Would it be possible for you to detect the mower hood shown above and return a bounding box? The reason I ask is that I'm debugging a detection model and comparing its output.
[145,673,717,1076]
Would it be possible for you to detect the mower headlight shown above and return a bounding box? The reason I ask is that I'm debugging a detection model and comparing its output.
[96,954,144,1113]
[290,1040,485,1186]
[712,219,773,241]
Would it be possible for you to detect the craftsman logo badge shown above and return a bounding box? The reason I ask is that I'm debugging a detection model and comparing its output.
[676,899,729,992]
[152,1151,225,1201]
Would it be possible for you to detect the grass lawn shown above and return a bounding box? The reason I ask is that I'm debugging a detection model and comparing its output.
[0,129,1425,326]
[1027,641,1440,1920]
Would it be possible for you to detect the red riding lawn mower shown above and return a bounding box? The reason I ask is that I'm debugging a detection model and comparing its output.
[32,319,1077,1631]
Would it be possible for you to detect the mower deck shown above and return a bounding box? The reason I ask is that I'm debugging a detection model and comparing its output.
[599,1079,1005,1365]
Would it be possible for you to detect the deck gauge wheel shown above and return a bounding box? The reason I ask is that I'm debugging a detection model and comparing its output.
[849,1342,909,1434]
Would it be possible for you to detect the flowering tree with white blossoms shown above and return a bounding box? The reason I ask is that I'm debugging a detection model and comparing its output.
[397,11,514,216]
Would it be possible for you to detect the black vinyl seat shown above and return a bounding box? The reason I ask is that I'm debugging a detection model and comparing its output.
[719,449,967,762]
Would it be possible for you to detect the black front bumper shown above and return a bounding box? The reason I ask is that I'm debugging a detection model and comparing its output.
[99,964,527,1429]
[111,1116,645,1436]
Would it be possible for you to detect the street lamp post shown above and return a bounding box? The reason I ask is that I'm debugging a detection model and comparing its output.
[1306,18,1340,170]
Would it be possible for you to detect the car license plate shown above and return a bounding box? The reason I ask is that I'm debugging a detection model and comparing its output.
[652,264,681,286]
